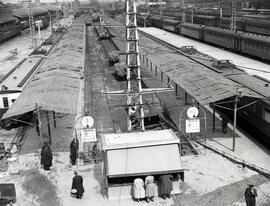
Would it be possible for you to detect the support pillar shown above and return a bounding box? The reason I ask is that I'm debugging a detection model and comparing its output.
[212,105,216,133]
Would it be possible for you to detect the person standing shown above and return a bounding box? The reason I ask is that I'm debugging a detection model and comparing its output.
[70,138,78,165]
[145,175,156,203]
[133,178,145,202]
[245,184,257,206]
[159,174,173,199]
[221,114,229,134]
[71,171,84,199]
[40,143,53,170]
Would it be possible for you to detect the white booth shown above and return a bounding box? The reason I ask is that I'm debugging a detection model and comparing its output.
[102,129,184,200]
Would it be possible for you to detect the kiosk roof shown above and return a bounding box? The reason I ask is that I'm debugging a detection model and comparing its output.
[102,129,180,150]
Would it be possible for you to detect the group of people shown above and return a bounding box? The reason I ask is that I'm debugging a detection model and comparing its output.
[133,174,173,203]
[40,138,78,170]
[40,139,84,199]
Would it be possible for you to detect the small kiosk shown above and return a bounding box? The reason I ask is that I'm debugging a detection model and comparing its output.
[102,129,184,200]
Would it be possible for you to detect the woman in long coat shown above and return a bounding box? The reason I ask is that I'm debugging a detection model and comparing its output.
[133,178,145,201]
[159,174,173,199]
[41,144,53,170]
[70,138,78,165]
[145,175,156,202]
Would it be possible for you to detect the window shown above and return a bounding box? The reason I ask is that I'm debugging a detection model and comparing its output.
[264,108,270,123]
[2,97,9,108]
[11,99,16,103]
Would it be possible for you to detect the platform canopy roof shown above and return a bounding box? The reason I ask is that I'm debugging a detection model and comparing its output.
[2,20,83,120]
[0,16,18,24]
[103,129,183,178]
[103,21,265,105]
[12,8,49,18]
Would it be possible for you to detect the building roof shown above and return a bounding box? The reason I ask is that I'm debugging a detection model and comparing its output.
[41,5,61,12]
[103,129,183,177]
[0,16,17,24]
[12,7,49,18]
[2,18,84,120]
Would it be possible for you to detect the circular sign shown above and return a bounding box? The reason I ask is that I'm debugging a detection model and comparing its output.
[81,116,94,128]
[187,107,199,119]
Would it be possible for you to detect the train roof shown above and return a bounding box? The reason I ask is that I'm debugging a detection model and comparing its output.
[240,32,270,44]
[181,23,202,29]
[12,7,49,19]
[162,18,179,24]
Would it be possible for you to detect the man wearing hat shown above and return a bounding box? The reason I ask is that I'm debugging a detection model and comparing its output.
[244,184,257,206]
[71,171,85,199]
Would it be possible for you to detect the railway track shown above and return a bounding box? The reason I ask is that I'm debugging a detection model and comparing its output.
[100,16,200,155]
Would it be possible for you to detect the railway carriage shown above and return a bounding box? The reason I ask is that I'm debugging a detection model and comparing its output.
[244,20,270,36]
[150,15,162,28]
[180,23,202,40]
[162,18,180,33]
[203,27,236,50]
[240,33,270,61]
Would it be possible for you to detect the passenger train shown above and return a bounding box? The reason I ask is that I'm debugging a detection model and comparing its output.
[137,7,270,36]
[137,15,270,61]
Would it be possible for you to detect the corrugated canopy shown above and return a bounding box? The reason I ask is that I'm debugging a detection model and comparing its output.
[2,19,84,119]
[12,8,48,18]
[102,17,264,105]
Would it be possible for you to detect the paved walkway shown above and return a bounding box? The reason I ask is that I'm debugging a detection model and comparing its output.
[140,52,270,206]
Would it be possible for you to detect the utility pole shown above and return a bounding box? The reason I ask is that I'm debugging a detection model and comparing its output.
[28,0,36,48]
[232,88,242,151]
[182,0,186,23]
[231,0,236,31]
[219,0,223,18]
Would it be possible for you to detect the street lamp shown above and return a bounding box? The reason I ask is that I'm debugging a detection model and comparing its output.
[232,88,242,151]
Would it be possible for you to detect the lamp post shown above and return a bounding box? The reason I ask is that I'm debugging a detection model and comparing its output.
[232,88,242,151]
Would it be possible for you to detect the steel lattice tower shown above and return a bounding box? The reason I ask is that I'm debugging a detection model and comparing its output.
[125,0,145,131]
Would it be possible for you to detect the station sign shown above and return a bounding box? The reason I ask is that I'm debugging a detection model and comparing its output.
[81,128,96,143]
[186,119,200,133]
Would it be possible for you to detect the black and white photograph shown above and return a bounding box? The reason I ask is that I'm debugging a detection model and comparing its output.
[0,0,269,205]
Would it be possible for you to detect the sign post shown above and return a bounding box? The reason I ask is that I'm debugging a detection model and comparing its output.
[179,104,207,155]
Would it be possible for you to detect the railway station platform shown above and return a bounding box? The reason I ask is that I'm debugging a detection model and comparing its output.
[139,27,270,81]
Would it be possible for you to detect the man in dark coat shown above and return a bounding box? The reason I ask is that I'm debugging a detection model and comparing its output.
[221,114,229,134]
[245,184,257,206]
[159,174,173,199]
[41,143,53,170]
[70,138,78,165]
[71,171,84,199]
